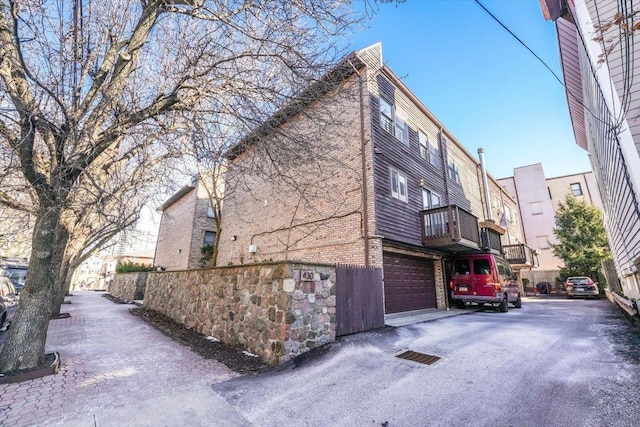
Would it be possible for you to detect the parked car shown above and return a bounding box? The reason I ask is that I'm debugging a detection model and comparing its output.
[450,253,522,312]
[565,277,599,299]
[0,262,28,293]
[0,277,19,328]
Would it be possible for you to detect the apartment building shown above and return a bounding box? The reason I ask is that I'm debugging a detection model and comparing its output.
[153,178,218,271]
[218,43,533,315]
[542,0,640,298]
[499,164,602,285]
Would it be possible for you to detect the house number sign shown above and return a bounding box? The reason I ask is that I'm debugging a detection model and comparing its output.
[301,270,315,281]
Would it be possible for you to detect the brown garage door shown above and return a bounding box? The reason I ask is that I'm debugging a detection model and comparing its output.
[383,252,436,314]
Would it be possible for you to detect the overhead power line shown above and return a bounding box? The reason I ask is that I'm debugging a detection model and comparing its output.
[473,0,566,88]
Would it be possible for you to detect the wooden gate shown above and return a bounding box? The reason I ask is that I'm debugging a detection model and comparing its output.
[335,264,384,336]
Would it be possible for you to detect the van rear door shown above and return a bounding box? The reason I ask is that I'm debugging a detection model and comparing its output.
[471,257,495,297]
[452,259,472,296]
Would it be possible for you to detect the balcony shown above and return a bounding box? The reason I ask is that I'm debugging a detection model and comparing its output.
[481,227,503,255]
[503,243,539,268]
[421,205,481,253]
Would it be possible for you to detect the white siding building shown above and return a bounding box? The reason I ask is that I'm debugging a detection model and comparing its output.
[543,0,640,298]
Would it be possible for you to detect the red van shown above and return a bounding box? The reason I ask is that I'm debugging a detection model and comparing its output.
[450,254,522,312]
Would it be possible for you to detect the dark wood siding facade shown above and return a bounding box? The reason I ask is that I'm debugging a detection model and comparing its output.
[370,74,474,247]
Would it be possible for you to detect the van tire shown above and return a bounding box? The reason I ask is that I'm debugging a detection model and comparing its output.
[455,301,466,309]
[499,296,509,313]
[514,295,522,309]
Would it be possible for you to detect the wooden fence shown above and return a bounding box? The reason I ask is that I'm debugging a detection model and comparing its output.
[335,264,384,336]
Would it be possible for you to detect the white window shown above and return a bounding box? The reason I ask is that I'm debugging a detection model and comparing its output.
[447,158,460,183]
[490,192,500,209]
[428,136,440,167]
[379,98,408,144]
[207,203,216,218]
[419,131,428,161]
[419,131,440,167]
[570,182,583,196]
[379,98,394,134]
[530,201,543,215]
[504,205,512,222]
[422,188,441,209]
[394,113,408,144]
[390,169,408,203]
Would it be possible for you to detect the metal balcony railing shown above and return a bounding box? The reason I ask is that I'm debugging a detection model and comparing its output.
[481,227,503,254]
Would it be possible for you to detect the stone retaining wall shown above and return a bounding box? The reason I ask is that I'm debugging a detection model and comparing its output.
[142,262,336,364]
[110,272,148,301]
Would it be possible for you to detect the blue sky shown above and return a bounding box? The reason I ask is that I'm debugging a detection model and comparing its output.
[347,0,591,179]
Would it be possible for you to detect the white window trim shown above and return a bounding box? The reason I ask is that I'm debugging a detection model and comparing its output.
[394,111,409,144]
[379,98,394,135]
[380,97,409,145]
[570,182,583,196]
[422,188,441,210]
[390,168,408,203]
[447,158,460,183]
[419,131,428,161]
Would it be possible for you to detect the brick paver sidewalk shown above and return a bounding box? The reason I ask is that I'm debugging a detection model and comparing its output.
[0,291,249,426]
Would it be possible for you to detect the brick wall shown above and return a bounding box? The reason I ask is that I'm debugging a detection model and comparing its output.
[187,196,217,269]
[143,262,336,364]
[110,272,148,301]
[155,189,197,270]
[217,74,375,268]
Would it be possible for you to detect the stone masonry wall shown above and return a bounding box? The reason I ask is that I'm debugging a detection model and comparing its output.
[110,272,148,301]
[143,262,336,364]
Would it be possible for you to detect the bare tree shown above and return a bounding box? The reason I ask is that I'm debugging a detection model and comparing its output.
[0,0,365,373]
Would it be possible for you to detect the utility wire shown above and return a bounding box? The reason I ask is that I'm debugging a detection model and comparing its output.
[473,0,565,87]
[474,0,606,125]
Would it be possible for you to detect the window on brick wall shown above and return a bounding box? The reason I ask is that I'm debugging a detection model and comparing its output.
[207,203,216,218]
[203,231,216,247]
[390,168,408,202]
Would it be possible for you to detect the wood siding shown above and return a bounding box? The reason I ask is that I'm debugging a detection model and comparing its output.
[335,264,384,335]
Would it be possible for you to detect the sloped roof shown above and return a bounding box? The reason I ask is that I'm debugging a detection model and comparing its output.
[156,185,195,212]
[226,49,367,159]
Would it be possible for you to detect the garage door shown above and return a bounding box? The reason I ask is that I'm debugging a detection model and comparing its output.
[383,252,436,314]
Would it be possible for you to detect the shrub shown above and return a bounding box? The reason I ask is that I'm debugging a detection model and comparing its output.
[116,261,154,274]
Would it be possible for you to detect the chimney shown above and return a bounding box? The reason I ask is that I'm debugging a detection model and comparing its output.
[477,148,493,222]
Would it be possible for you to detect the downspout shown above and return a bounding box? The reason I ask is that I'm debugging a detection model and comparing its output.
[439,128,450,205]
[349,60,370,267]
[475,163,487,221]
[477,148,493,221]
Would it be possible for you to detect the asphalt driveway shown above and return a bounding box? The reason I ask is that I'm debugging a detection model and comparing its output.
[214,297,640,427]
[2,293,638,426]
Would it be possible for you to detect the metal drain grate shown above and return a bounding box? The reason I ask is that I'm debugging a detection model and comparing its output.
[395,350,441,365]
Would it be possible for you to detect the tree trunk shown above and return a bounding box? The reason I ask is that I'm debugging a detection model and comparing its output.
[210,215,222,267]
[51,254,72,317]
[0,207,69,373]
